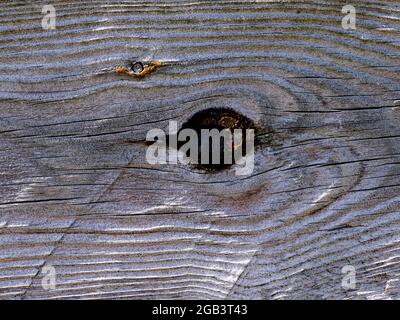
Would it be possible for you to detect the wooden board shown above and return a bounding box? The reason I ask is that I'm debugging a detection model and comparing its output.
[0,0,399,299]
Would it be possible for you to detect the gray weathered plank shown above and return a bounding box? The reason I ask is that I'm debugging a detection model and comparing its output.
[0,0,399,299]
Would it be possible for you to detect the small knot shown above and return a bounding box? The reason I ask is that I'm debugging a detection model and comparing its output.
[116,61,161,78]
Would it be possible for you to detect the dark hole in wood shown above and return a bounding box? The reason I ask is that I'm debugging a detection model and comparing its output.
[177,108,256,172]
[130,61,144,73]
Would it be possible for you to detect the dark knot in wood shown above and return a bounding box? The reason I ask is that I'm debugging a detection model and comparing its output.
[177,108,257,172]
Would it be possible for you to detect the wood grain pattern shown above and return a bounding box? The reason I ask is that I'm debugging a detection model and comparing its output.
[0,0,399,299]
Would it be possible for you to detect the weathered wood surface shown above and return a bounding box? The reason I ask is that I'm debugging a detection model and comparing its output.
[0,0,399,299]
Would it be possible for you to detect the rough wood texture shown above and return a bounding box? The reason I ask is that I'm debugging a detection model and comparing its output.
[0,0,399,300]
